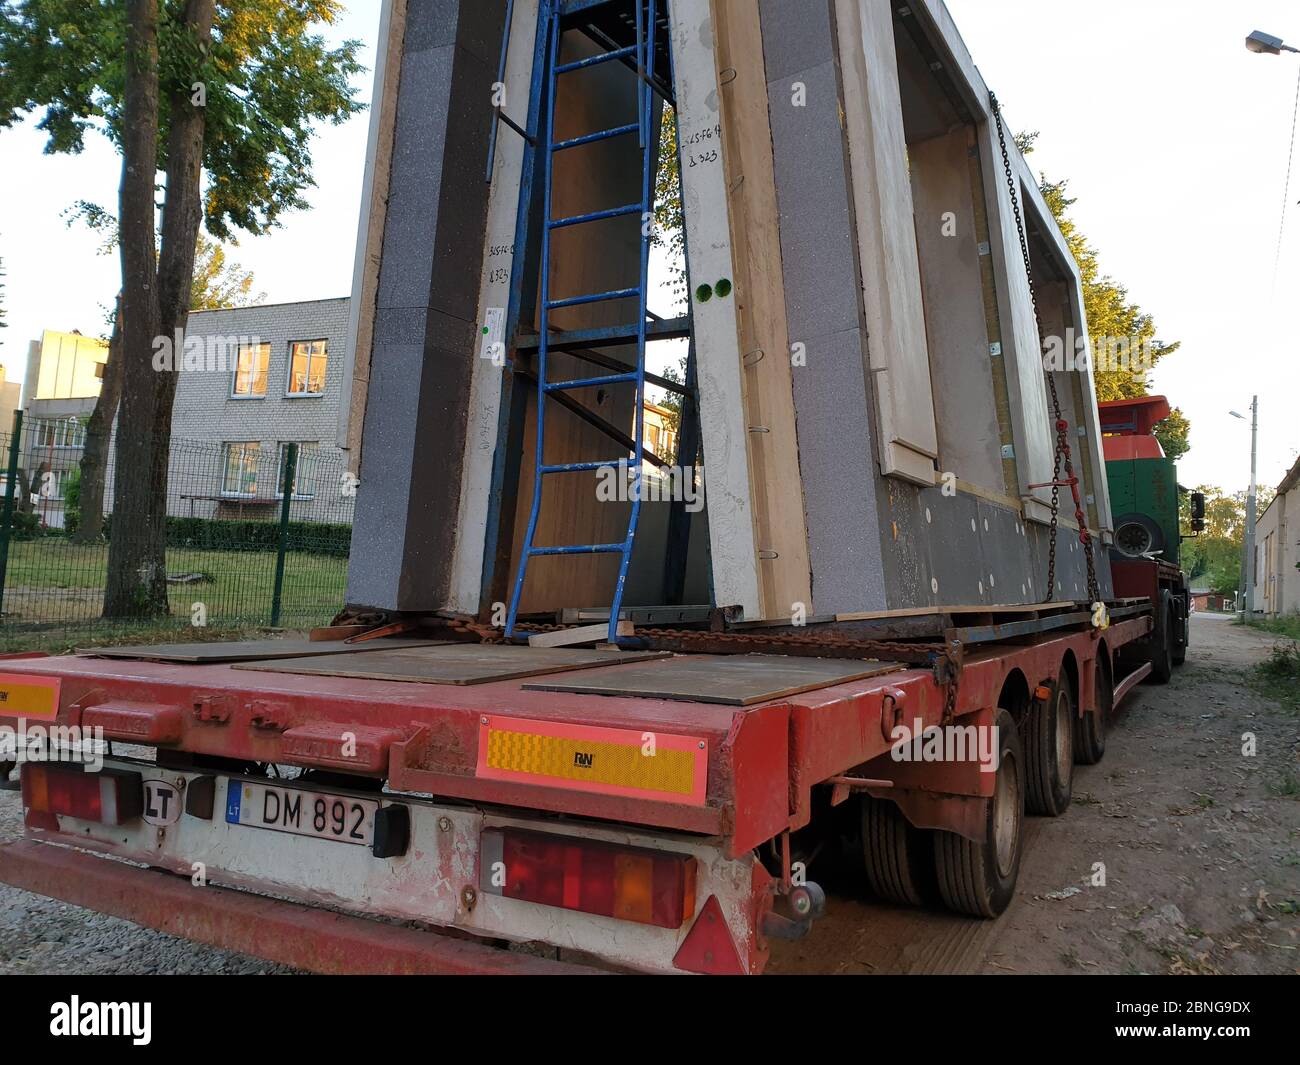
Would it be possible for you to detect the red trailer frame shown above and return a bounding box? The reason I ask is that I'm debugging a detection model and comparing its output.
[0,607,1157,975]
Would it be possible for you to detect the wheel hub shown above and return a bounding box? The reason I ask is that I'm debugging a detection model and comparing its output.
[993,751,1020,878]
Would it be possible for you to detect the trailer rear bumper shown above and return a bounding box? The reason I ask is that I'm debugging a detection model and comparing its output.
[4,759,771,973]
[0,838,603,975]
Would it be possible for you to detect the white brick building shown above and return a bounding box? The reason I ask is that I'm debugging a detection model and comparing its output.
[106,297,357,527]
[1257,456,1300,617]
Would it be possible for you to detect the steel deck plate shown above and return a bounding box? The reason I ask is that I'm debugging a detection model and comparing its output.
[231,643,669,686]
[522,654,905,706]
[77,638,443,663]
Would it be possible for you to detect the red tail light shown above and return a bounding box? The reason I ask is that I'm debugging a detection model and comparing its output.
[21,764,143,825]
[481,828,697,929]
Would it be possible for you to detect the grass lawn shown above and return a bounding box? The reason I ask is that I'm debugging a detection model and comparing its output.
[0,538,346,651]
[1245,614,1300,717]
[1246,613,1300,641]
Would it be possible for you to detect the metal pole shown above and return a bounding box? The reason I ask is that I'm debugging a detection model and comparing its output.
[1243,396,1259,615]
[0,410,23,618]
[271,443,298,627]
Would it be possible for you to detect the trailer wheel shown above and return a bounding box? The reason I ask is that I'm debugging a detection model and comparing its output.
[1023,681,1075,816]
[1171,594,1188,667]
[1074,657,1110,765]
[933,709,1023,918]
[860,795,933,907]
[1148,589,1174,684]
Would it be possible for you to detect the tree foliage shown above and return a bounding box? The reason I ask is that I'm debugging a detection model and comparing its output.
[652,104,687,308]
[1017,133,1191,461]
[0,0,364,238]
[1153,406,1191,463]
[64,204,259,317]
[1179,484,1276,594]
[190,232,260,309]
[1,0,362,615]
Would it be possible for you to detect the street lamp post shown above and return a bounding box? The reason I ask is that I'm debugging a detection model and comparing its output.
[1246,30,1299,55]
[1241,30,1293,615]
[1230,399,1260,615]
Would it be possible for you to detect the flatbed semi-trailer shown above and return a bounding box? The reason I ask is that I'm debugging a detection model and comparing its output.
[0,596,1177,975]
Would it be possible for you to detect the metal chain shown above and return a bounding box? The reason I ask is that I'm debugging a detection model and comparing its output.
[989,92,1102,607]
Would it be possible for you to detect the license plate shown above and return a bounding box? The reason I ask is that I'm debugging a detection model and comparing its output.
[225,780,377,846]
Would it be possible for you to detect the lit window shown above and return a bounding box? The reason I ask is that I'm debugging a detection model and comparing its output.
[232,343,270,397]
[222,442,260,496]
[276,443,318,499]
[288,340,328,395]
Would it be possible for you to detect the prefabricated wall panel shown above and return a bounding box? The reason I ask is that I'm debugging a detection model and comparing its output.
[833,0,941,487]
[759,0,890,615]
[345,0,508,613]
[448,0,542,616]
[341,0,1115,621]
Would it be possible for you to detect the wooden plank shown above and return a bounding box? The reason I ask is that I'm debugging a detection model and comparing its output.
[309,625,372,642]
[524,653,904,706]
[527,621,634,648]
[669,0,762,619]
[79,638,441,664]
[712,0,812,621]
[339,0,407,461]
[233,644,668,686]
[834,602,1079,623]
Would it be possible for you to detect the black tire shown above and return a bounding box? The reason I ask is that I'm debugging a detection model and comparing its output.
[860,795,933,907]
[1148,589,1173,684]
[933,709,1023,918]
[1171,594,1189,666]
[1074,656,1110,765]
[1023,680,1075,815]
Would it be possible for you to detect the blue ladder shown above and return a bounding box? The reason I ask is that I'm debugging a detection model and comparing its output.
[505,0,665,645]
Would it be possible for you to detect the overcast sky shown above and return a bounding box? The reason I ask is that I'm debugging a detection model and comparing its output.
[1,0,1297,496]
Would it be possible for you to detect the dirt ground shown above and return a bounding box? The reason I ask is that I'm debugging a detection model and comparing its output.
[0,613,1295,975]
[768,613,1300,974]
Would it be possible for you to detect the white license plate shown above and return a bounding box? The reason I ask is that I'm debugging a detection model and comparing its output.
[225,780,377,846]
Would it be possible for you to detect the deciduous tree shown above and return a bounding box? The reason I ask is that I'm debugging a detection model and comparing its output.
[0,0,362,615]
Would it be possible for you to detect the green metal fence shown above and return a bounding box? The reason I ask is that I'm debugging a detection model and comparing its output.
[0,412,356,650]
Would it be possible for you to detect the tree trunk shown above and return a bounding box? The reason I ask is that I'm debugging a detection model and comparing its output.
[147,0,216,569]
[103,0,163,618]
[104,0,215,618]
[72,295,123,543]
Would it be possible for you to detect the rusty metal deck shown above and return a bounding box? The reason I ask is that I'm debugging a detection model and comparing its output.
[231,643,668,685]
[78,637,440,663]
[523,654,904,706]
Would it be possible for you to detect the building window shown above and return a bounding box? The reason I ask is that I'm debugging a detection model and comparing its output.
[232,343,271,397]
[33,419,86,449]
[287,340,328,395]
[275,443,317,499]
[222,442,260,496]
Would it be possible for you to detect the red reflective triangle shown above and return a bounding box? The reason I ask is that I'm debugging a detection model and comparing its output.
[672,894,745,975]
